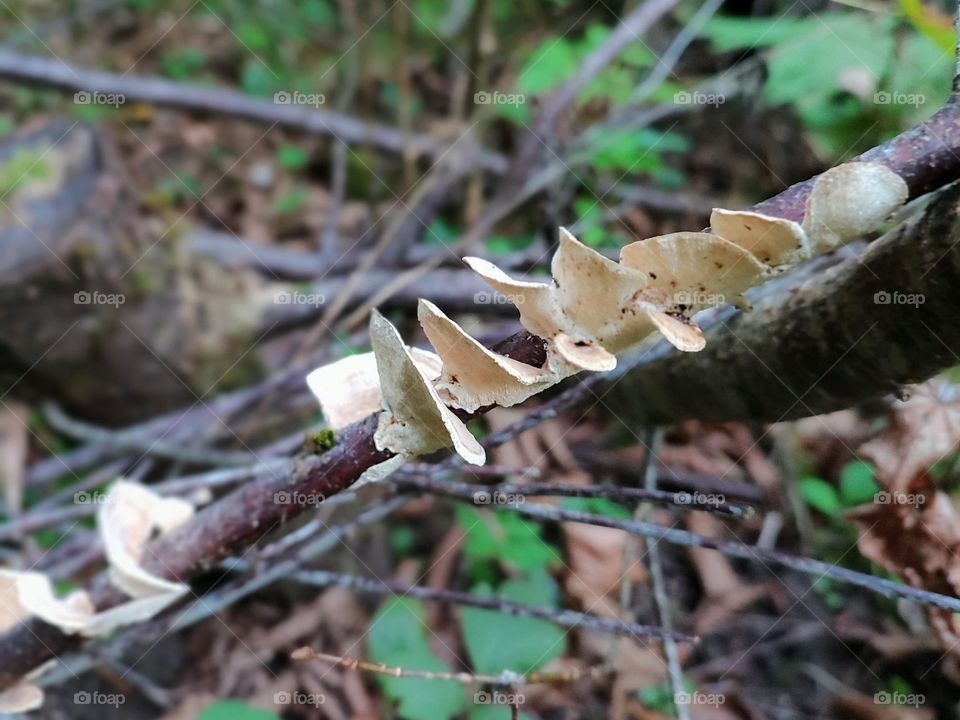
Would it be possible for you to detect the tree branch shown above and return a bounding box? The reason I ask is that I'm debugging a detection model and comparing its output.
[0,47,507,172]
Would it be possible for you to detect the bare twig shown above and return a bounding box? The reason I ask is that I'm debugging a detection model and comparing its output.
[497,502,960,612]
[641,430,689,720]
[290,569,692,642]
[391,474,755,518]
[291,646,609,686]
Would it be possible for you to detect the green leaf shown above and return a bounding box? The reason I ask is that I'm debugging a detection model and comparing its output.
[160,49,205,80]
[198,700,279,720]
[517,37,578,94]
[560,496,631,520]
[275,187,307,214]
[235,20,273,51]
[240,60,279,97]
[276,144,310,170]
[887,32,953,123]
[425,217,459,245]
[839,460,880,507]
[485,234,534,254]
[469,704,534,719]
[899,0,955,51]
[763,14,894,107]
[456,505,561,573]
[461,568,567,675]
[798,477,841,516]
[368,598,466,720]
[701,14,809,52]
[579,128,688,173]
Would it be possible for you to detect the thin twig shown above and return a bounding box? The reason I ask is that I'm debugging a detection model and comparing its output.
[290,569,693,642]
[292,646,610,686]
[497,502,960,612]
[391,474,755,518]
[642,429,689,720]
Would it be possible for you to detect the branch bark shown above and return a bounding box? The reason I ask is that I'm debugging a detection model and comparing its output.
[608,178,960,425]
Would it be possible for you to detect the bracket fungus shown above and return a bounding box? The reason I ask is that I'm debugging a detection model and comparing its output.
[306,161,908,471]
[0,482,195,712]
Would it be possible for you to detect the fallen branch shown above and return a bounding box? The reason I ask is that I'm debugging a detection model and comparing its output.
[4,79,960,700]
[0,47,507,171]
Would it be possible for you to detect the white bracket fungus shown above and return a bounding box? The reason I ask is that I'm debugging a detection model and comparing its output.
[306,161,908,470]
[0,481,195,712]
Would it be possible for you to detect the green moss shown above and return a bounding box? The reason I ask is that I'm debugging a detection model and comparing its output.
[303,428,335,454]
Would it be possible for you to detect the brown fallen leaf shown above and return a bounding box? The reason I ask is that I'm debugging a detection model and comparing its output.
[685,513,767,634]
[561,471,646,616]
[860,380,960,493]
[848,486,960,653]
[830,688,934,720]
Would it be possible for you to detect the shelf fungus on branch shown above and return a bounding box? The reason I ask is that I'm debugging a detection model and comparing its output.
[306,161,908,469]
[0,481,194,712]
